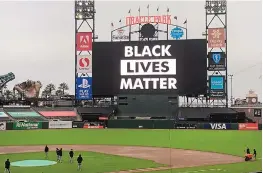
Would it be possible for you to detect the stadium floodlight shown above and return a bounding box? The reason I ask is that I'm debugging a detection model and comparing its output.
[75,0,95,20]
[205,0,227,14]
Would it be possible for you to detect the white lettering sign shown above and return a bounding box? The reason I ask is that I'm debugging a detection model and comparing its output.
[210,123,226,130]
[124,45,172,57]
[121,59,176,76]
[120,78,177,90]
[120,44,177,91]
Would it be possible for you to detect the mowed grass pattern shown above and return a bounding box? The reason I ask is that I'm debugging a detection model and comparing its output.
[0,129,261,173]
[0,151,162,173]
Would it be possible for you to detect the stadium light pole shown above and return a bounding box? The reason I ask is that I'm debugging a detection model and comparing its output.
[74,0,96,105]
[228,74,233,106]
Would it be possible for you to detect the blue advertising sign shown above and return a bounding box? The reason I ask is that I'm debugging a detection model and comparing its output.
[170,27,184,40]
[210,76,224,90]
[212,53,221,64]
[208,52,225,71]
[76,77,92,100]
[209,76,225,98]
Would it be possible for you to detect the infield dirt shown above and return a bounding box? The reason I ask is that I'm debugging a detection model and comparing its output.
[0,145,244,173]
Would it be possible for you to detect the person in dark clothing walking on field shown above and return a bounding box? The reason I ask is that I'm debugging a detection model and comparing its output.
[44,145,49,159]
[69,149,74,163]
[77,154,83,171]
[253,149,257,160]
[58,148,63,163]
[4,159,11,173]
[245,147,250,154]
[56,148,59,161]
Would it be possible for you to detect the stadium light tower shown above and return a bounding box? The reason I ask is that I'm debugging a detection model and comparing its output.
[74,0,96,104]
[205,0,227,107]
[75,0,95,20]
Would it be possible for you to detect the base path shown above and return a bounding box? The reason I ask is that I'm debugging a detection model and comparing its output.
[0,145,244,173]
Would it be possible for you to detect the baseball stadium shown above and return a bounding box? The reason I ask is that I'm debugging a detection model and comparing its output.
[0,1,262,173]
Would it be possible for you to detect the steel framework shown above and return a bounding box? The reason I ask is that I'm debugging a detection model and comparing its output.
[111,9,187,42]
[74,0,96,104]
[205,0,227,107]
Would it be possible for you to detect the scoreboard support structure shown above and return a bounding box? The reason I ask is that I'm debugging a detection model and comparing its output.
[74,0,96,105]
[205,0,228,107]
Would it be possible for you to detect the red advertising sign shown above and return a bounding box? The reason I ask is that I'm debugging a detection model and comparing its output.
[208,28,225,48]
[239,123,258,130]
[83,124,104,129]
[99,117,108,120]
[76,32,92,51]
[126,15,171,26]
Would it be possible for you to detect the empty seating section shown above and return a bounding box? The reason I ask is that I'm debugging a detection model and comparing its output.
[36,107,77,121]
[4,107,46,121]
[77,107,113,121]
[0,108,11,121]
[232,107,262,123]
[178,107,238,122]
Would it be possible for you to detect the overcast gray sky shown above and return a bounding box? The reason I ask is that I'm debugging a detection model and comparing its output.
[0,0,261,101]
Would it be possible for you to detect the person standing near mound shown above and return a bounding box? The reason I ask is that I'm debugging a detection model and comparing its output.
[4,159,11,173]
[69,149,74,163]
[253,149,257,160]
[56,148,59,161]
[246,147,250,154]
[44,145,49,159]
[59,148,63,163]
[77,154,83,171]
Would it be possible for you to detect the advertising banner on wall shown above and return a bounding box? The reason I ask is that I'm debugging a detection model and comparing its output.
[0,122,6,130]
[83,123,104,129]
[208,28,226,48]
[13,122,42,130]
[209,76,225,98]
[204,123,231,130]
[77,55,92,74]
[208,52,226,71]
[72,122,84,128]
[49,121,72,129]
[175,123,196,129]
[76,32,92,51]
[76,77,92,100]
[112,28,129,41]
[239,123,258,130]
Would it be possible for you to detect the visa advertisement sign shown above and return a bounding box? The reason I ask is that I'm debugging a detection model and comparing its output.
[204,123,231,130]
[76,77,92,100]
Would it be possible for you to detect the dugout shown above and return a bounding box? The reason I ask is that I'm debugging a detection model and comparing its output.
[77,107,115,122]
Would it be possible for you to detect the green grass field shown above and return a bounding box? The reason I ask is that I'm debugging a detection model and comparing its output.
[0,129,261,173]
[0,152,162,173]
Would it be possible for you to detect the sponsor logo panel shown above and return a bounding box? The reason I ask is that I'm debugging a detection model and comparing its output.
[76,32,92,51]
[209,76,225,98]
[49,121,72,129]
[208,52,226,71]
[13,122,42,130]
[208,28,226,48]
[239,123,258,130]
[77,55,92,73]
[204,123,231,130]
[76,77,92,100]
